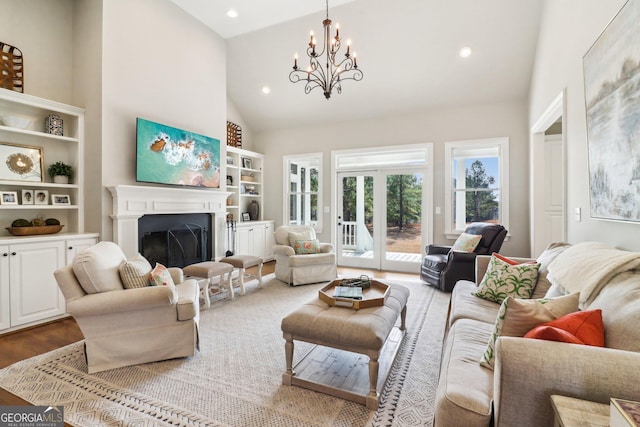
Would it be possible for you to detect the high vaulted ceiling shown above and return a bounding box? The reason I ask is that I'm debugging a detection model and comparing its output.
[172,0,544,133]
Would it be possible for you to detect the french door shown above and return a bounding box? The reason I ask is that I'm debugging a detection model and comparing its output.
[337,169,425,273]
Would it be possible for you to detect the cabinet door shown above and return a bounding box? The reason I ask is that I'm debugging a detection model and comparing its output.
[9,240,66,327]
[236,226,251,256]
[252,224,266,259]
[66,237,98,264]
[264,222,275,261]
[0,246,9,331]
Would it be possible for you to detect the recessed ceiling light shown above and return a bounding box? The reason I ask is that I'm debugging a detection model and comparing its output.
[226,9,238,18]
[459,46,472,58]
[261,86,271,94]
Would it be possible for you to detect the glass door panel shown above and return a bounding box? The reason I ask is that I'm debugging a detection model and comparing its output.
[337,172,378,269]
[383,172,424,272]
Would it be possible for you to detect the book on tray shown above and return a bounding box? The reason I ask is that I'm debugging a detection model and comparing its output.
[333,286,363,300]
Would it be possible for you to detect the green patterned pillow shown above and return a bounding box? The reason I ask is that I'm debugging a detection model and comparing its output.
[474,254,540,303]
[479,292,580,369]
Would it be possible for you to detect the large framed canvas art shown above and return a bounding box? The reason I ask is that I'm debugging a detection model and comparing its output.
[136,118,220,188]
[583,0,640,222]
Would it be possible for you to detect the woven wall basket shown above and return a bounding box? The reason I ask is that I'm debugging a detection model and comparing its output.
[0,42,24,93]
[226,121,242,148]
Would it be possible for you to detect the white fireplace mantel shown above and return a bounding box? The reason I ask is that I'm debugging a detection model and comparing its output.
[108,185,231,258]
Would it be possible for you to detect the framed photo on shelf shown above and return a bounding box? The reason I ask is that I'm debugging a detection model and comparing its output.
[0,191,18,205]
[21,189,34,205]
[51,194,70,205]
[242,157,252,169]
[226,175,233,185]
[0,142,44,182]
[241,212,251,221]
[34,189,48,205]
[226,157,234,165]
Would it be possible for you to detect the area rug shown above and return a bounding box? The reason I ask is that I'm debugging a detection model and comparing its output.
[0,274,450,427]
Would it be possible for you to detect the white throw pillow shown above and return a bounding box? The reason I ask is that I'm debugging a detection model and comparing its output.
[72,241,127,294]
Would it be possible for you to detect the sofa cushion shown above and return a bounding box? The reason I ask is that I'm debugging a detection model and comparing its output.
[474,254,540,303]
[449,280,500,327]
[72,241,127,294]
[288,251,336,267]
[479,292,580,369]
[149,263,176,287]
[288,230,315,247]
[119,254,152,289]
[452,233,482,252]
[524,309,605,346]
[435,318,495,427]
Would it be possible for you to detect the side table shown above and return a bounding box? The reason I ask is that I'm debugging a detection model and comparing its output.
[551,395,609,427]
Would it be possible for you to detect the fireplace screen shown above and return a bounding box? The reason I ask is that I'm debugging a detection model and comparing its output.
[140,220,209,268]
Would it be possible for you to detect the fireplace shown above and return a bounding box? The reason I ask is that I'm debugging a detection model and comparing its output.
[108,185,230,260]
[138,213,211,268]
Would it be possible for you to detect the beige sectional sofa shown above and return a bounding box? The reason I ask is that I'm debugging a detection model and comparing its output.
[434,242,640,427]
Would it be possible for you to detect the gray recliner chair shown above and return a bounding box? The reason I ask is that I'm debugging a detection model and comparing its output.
[420,223,507,292]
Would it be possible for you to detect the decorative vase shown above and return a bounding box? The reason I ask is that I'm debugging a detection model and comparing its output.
[248,200,259,220]
[53,175,69,184]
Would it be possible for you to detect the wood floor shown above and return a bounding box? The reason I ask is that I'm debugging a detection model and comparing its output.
[0,261,420,413]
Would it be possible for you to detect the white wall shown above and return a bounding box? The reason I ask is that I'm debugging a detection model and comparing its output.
[99,0,227,240]
[256,100,531,257]
[0,0,74,102]
[529,0,640,251]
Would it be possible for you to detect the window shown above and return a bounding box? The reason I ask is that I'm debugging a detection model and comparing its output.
[444,138,509,237]
[284,153,322,231]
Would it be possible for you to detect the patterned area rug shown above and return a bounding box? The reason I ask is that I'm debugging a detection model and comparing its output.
[0,275,450,427]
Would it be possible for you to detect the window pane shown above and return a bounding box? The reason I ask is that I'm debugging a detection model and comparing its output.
[452,189,500,226]
[310,167,319,192]
[310,194,318,221]
[289,194,298,223]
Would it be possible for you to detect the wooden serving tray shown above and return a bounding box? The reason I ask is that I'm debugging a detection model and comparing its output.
[6,225,64,236]
[319,279,390,309]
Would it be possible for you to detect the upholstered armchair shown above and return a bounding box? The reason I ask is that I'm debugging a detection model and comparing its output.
[273,225,337,286]
[420,222,507,292]
[54,241,200,373]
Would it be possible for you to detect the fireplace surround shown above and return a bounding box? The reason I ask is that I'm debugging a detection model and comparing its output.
[108,185,230,260]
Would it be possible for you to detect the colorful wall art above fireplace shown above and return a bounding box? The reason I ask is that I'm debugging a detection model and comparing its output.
[136,118,220,188]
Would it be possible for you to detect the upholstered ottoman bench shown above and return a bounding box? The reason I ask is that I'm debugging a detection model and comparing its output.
[281,284,410,409]
[219,255,263,295]
[183,261,234,308]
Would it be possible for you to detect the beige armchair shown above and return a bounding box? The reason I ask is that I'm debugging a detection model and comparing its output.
[54,241,200,373]
[274,225,337,286]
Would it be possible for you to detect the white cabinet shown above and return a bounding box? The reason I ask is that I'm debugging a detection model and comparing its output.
[225,147,264,223]
[0,89,85,236]
[0,233,98,333]
[235,220,274,261]
[8,239,65,327]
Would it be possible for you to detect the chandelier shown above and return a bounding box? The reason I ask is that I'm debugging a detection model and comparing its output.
[289,0,363,99]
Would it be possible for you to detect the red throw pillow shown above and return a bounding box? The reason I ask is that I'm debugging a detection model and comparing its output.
[524,309,605,347]
[492,253,537,266]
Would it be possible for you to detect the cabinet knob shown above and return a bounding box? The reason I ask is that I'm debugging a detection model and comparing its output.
[11,252,16,256]
[2,253,7,256]
[68,246,73,250]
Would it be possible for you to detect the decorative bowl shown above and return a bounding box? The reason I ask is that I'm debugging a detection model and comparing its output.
[6,225,64,236]
[1,115,31,129]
